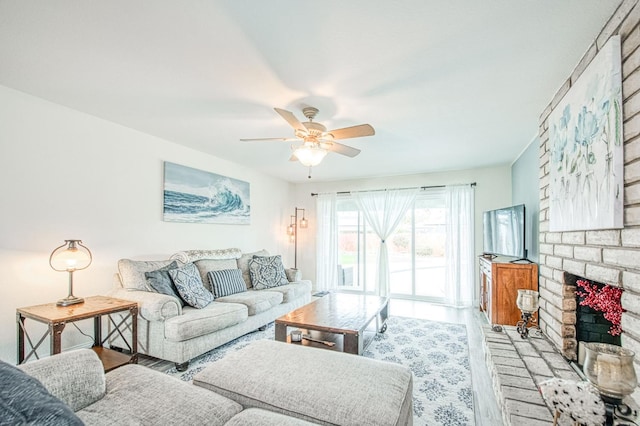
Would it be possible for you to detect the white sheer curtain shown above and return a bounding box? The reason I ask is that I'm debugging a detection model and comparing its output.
[355,188,419,297]
[315,193,339,292]
[444,184,475,307]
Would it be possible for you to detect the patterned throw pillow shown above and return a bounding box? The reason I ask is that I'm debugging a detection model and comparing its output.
[249,255,289,290]
[145,261,185,306]
[237,250,269,288]
[207,269,247,298]
[169,263,214,309]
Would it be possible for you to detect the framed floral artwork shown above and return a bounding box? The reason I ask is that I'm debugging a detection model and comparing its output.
[163,162,250,224]
[548,35,623,232]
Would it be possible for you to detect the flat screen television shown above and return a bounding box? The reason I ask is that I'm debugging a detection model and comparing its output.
[483,204,526,259]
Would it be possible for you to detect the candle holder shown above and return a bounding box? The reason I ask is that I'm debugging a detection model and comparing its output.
[583,342,638,426]
[516,289,539,339]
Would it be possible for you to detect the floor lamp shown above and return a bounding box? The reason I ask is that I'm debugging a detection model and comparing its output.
[287,207,308,269]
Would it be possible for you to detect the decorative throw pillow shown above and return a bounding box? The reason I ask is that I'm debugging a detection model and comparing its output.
[249,255,289,290]
[0,360,83,425]
[208,269,247,298]
[237,250,269,288]
[145,261,185,306]
[118,258,176,291]
[169,263,214,309]
[194,258,239,292]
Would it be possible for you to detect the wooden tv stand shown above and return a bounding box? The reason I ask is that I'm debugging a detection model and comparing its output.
[479,257,538,326]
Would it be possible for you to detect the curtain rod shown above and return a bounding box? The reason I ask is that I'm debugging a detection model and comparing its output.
[310,182,476,197]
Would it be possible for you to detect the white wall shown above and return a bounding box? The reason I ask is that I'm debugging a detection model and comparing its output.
[0,85,295,363]
[292,167,513,298]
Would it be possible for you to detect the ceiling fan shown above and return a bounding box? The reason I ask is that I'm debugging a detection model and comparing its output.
[240,106,375,168]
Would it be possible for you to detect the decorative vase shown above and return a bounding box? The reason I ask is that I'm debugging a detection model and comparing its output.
[516,289,539,313]
[516,289,539,339]
[583,342,637,402]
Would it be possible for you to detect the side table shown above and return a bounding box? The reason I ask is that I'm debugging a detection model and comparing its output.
[17,295,138,372]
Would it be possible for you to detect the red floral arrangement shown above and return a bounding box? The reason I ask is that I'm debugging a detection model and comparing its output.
[576,279,623,336]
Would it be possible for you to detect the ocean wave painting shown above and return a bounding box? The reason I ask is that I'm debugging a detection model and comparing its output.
[163,162,250,224]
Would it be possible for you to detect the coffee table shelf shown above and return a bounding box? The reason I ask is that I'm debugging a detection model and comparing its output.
[275,293,388,355]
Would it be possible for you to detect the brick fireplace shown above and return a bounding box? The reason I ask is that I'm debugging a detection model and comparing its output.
[537,0,640,385]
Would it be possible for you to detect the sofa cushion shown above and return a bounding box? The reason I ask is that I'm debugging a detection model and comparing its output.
[76,364,242,426]
[145,261,185,306]
[0,359,83,426]
[215,290,283,316]
[249,255,289,290]
[194,258,239,291]
[118,258,175,291]
[193,340,414,426]
[171,248,242,264]
[18,349,106,412]
[208,269,247,298]
[225,408,318,426]
[264,281,313,303]
[237,249,269,288]
[169,262,214,309]
[164,302,248,341]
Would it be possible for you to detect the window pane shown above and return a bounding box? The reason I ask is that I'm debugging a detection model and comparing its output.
[389,208,413,295]
[414,198,446,299]
[336,200,378,292]
[337,207,361,289]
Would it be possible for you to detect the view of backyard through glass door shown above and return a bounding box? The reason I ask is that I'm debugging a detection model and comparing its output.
[336,193,446,302]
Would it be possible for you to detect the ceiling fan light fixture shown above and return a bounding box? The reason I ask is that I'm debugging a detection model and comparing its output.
[241,106,373,171]
[293,145,328,167]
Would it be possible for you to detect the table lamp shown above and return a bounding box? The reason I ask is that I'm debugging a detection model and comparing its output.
[49,239,92,306]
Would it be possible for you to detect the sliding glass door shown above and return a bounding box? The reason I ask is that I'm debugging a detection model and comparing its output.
[336,190,447,303]
[336,199,378,293]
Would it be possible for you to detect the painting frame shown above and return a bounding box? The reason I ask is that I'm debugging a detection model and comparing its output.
[548,35,623,232]
[163,161,250,225]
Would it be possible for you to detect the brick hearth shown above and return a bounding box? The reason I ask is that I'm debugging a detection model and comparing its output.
[482,325,581,426]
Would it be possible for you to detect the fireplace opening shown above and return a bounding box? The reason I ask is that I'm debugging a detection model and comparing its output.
[564,273,622,364]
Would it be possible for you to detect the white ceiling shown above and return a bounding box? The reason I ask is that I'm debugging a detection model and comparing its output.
[0,1,621,183]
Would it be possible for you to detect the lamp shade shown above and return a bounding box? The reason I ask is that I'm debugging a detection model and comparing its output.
[49,240,92,272]
[294,146,328,167]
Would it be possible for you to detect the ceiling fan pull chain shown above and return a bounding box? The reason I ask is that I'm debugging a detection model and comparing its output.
[308,166,312,179]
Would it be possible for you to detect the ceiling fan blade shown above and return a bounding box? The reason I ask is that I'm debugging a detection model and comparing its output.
[239,137,298,142]
[320,141,361,158]
[327,124,375,140]
[274,108,308,134]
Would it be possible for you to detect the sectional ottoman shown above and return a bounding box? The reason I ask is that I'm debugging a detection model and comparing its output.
[194,340,414,426]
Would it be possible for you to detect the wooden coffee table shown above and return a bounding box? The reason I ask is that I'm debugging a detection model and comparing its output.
[275,293,389,355]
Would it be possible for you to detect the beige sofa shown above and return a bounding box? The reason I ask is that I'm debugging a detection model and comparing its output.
[109,248,312,370]
[14,349,316,425]
[13,343,413,425]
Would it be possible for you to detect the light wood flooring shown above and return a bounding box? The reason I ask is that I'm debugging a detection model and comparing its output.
[141,298,504,426]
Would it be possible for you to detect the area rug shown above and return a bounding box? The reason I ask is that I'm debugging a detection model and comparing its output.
[166,316,474,426]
